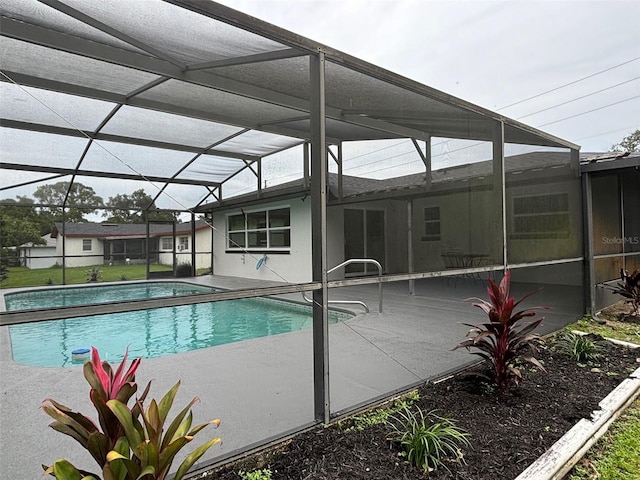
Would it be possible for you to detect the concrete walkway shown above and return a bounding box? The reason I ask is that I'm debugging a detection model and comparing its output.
[0,275,583,479]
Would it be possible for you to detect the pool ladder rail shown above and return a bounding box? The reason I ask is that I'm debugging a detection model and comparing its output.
[301,258,383,314]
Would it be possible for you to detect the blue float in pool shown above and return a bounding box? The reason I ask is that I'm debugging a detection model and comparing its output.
[71,348,90,362]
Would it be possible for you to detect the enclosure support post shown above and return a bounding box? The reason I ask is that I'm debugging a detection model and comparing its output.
[407,200,415,295]
[61,209,66,285]
[310,50,330,424]
[303,142,310,189]
[582,170,596,315]
[191,211,196,276]
[493,121,506,269]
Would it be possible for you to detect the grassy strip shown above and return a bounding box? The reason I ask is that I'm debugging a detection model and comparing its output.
[568,399,640,480]
[0,264,173,288]
[569,317,640,345]
[565,316,640,480]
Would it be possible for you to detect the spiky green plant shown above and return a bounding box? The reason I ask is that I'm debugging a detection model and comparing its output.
[557,332,602,363]
[387,406,470,473]
[42,348,221,480]
[452,269,549,396]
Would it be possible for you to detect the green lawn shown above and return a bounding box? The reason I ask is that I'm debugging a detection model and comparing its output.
[0,264,174,288]
[569,399,640,480]
[568,316,640,345]
[565,316,640,479]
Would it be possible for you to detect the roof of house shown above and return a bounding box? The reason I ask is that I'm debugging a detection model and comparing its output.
[196,150,585,211]
[51,220,209,239]
[18,233,56,248]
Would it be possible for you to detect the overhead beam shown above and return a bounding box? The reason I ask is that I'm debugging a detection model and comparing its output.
[0,119,261,161]
[2,21,409,145]
[1,162,221,187]
[38,0,187,69]
[343,113,429,141]
[187,48,305,71]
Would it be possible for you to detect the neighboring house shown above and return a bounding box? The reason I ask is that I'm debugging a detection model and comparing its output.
[50,221,212,270]
[18,233,57,269]
[200,151,586,284]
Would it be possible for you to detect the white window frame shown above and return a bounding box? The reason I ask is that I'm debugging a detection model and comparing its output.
[161,237,173,251]
[512,193,570,239]
[82,239,92,251]
[178,236,189,251]
[422,206,441,241]
[227,207,291,252]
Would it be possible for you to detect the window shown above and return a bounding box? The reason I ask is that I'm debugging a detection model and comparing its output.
[228,207,290,250]
[512,193,570,238]
[422,206,440,241]
[178,236,189,251]
[161,237,173,250]
[82,239,92,251]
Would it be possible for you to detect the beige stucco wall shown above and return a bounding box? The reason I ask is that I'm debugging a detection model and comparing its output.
[56,237,105,268]
[212,199,312,283]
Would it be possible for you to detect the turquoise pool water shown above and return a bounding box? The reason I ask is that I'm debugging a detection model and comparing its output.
[4,281,214,311]
[7,283,350,367]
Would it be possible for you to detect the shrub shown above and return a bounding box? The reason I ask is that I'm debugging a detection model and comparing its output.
[239,468,273,480]
[610,268,640,316]
[42,347,221,480]
[557,332,602,363]
[175,263,193,277]
[387,406,470,473]
[86,266,101,282]
[452,269,549,396]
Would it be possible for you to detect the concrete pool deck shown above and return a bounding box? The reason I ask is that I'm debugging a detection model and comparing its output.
[0,275,582,479]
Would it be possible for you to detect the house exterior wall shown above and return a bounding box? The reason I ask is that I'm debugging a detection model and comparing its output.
[212,199,312,283]
[411,187,500,272]
[20,246,58,269]
[327,199,408,278]
[159,229,213,271]
[409,174,583,286]
[56,236,105,267]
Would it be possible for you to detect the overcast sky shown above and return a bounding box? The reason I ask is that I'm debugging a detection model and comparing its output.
[216,0,639,153]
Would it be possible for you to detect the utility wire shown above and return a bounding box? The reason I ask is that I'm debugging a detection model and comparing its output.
[517,76,640,120]
[538,94,640,128]
[496,55,640,111]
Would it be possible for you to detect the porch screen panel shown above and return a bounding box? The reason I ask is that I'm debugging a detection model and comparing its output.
[344,209,365,274]
[592,174,622,257]
[622,170,640,256]
[506,150,582,264]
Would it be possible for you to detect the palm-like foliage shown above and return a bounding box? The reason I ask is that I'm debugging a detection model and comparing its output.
[610,268,640,315]
[452,269,548,396]
[557,332,602,363]
[42,348,220,480]
[42,348,147,469]
[387,406,470,473]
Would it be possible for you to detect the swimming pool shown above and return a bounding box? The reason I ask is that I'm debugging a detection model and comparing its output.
[4,281,215,311]
[6,283,351,367]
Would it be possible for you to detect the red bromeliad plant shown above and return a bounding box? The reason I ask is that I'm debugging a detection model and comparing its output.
[42,348,221,480]
[452,269,549,396]
[42,347,147,470]
[610,268,640,315]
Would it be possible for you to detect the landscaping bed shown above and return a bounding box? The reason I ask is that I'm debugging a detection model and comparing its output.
[206,336,639,480]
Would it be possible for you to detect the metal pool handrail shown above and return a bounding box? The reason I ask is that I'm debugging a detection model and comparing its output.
[331,258,383,313]
[300,291,370,313]
[300,258,383,313]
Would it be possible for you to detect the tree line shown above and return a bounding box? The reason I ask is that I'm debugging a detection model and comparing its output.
[0,182,175,249]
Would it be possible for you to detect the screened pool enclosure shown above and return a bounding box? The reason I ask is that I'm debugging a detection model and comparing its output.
[0,1,596,478]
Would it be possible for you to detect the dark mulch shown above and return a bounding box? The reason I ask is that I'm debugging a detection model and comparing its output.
[208,337,639,480]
